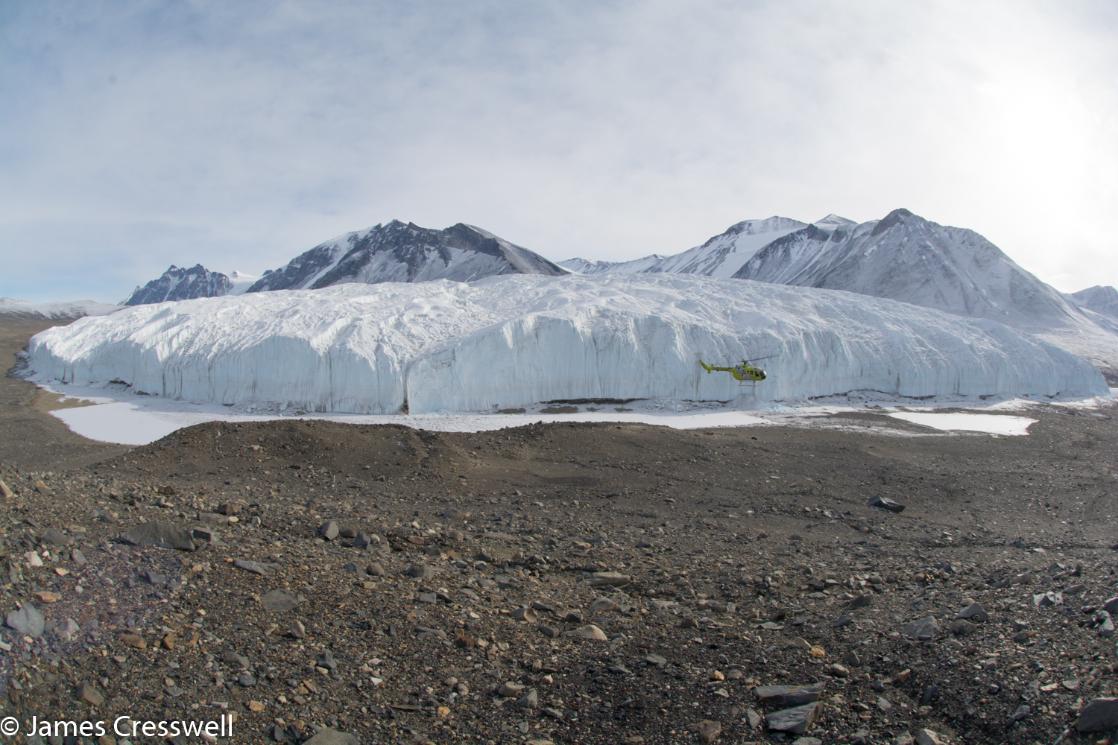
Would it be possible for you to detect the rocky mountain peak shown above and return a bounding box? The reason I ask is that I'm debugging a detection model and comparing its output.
[125,264,232,305]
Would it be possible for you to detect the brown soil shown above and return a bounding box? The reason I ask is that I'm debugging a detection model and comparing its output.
[0,316,127,469]
[0,317,1116,744]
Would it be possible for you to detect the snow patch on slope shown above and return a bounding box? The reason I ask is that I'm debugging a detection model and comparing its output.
[26,275,1106,415]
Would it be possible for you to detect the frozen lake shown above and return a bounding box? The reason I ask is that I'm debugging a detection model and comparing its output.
[35,381,1101,446]
[49,395,770,445]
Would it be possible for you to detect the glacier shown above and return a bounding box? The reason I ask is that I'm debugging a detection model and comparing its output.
[25,274,1107,415]
[0,298,119,319]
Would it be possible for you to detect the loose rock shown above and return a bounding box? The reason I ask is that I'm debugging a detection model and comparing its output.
[260,589,300,612]
[954,603,988,623]
[303,728,359,745]
[766,702,820,734]
[79,682,104,706]
[565,624,608,641]
[5,603,45,637]
[118,522,196,551]
[694,719,722,743]
[753,683,824,708]
[404,563,433,580]
[233,558,269,575]
[868,496,905,513]
[1076,698,1118,733]
[589,571,631,587]
[914,729,946,745]
[902,615,940,641]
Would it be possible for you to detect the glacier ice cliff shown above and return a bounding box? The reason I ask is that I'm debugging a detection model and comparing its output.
[27,274,1108,414]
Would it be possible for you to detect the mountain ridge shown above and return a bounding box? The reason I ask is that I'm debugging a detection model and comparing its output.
[735,208,1077,328]
[1068,285,1118,320]
[559,215,861,279]
[247,220,565,292]
[730,208,1117,376]
[124,264,233,306]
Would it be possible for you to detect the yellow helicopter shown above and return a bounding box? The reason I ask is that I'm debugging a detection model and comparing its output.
[699,355,775,390]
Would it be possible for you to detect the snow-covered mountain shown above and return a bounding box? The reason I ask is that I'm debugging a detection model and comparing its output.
[248,220,565,292]
[227,271,258,295]
[0,298,118,319]
[1068,285,1118,320]
[125,264,233,305]
[562,209,1105,364]
[560,216,807,279]
[26,274,1105,415]
[559,256,666,275]
[649,216,807,278]
[735,209,1075,326]
[731,209,1118,374]
[813,214,858,232]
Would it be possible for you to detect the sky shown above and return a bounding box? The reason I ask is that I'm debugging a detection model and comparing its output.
[1,0,1116,302]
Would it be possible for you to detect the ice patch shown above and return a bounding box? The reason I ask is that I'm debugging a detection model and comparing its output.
[46,391,769,446]
[887,411,1036,436]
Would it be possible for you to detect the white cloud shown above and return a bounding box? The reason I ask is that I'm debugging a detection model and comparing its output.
[1,0,1115,300]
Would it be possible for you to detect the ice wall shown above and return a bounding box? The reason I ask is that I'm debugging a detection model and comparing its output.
[27,275,1108,414]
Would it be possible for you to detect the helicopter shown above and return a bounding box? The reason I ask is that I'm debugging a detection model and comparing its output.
[699,355,776,390]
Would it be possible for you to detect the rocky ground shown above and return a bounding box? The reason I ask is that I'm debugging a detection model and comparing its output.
[0,319,128,470]
[1,316,1117,744]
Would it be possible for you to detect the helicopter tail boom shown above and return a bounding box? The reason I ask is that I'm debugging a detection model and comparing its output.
[699,360,733,374]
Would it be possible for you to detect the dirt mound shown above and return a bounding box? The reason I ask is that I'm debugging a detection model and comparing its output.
[116,419,459,481]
